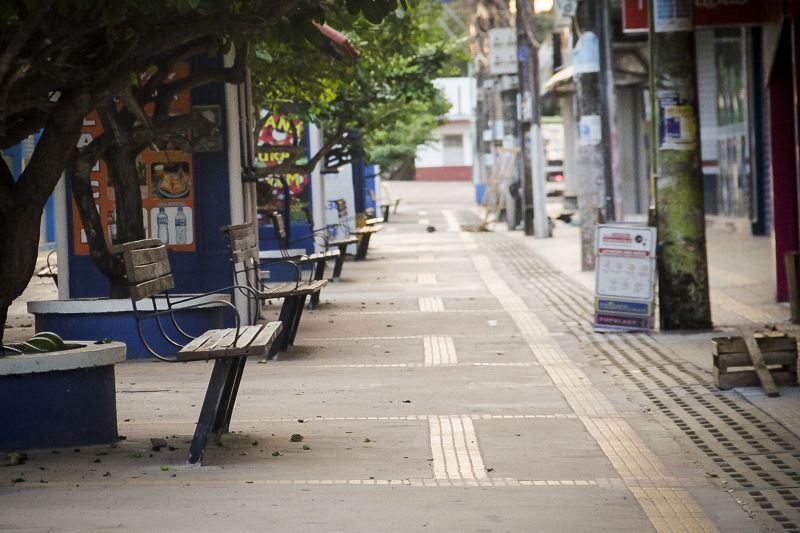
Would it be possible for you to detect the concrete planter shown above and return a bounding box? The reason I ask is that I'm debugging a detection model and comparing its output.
[0,341,125,450]
[28,295,230,359]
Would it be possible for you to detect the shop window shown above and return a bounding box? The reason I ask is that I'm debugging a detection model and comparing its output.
[443,134,464,165]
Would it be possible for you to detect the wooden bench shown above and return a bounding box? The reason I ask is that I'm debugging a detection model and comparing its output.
[111,239,283,465]
[379,185,401,222]
[222,222,327,356]
[333,199,382,261]
[36,250,58,286]
[262,212,340,308]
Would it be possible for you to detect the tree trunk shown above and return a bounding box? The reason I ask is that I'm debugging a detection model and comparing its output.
[648,0,712,330]
[107,147,146,245]
[0,94,88,340]
[574,1,606,271]
[0,204,43,348]
[390,155,416,181]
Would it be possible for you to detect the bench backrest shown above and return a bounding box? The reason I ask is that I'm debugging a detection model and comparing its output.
[110,239,174,301]
[335,199,348,223]
[268,211,288,245]
[223,222,259,266]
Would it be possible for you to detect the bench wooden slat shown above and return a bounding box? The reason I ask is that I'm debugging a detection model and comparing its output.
[244,322,282,355]
[182,328,230,354]
[223,224,252,241]
[256,280,327,299]
[270,212,288,240]
[232,234,258,253]
[329,237,358,246]
[177,323,283,361]
[130,274,175,301]
[232,247,259,264]
[354,226,381,234]
[231,325,262,351]
[127,244,169,267]
[129,260,171,283]
[109,239,163,254]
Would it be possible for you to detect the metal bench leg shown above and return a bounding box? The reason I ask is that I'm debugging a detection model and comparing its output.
[212,356,248,438]
[355,234,371,261]
[288,294,309,345]
[188,357,237,465]
[276,296,300,351]
[309,262,326,309]
[381,204,390,222]
[332,244,347,279]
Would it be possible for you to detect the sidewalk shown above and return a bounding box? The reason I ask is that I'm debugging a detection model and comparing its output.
[3,181,800,532]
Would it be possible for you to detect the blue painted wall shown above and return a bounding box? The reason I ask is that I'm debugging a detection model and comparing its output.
[2,132,55,248]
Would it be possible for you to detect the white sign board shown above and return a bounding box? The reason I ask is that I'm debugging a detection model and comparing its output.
[488,27,518,76]
[594,225,657,331]
[324,164,358,255]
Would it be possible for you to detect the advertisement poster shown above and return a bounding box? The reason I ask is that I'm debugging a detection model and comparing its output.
[594,225,657,331]
[658,91,696,151]
[653,0,693,33]
[71,65,195,254]
[255,111,311,223]
[579,115,602,146]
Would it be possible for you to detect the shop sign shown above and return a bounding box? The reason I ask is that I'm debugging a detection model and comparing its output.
[623,0,782,33]
[593,225,657,332]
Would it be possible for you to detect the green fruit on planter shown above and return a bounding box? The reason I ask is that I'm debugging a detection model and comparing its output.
[31,332,66,351]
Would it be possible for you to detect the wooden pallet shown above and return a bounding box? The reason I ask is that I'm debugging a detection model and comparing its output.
[712,332,798,393]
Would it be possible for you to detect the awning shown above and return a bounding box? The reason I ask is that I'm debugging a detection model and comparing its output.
[541,52,648,97]
[542,66,574,96]
[314,22,360,58]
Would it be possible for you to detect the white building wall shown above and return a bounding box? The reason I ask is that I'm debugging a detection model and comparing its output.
[415,77,476,169]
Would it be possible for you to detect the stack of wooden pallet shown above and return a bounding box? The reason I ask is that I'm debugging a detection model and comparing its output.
[712,331,798,397]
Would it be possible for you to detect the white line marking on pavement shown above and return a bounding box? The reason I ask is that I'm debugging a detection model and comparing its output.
[418,218,430,225]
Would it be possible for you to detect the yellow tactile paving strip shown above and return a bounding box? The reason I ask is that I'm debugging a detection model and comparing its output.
[429,415,486,480]
[470,253,719,533]
[418,296,445,312]
[417,272,438,285]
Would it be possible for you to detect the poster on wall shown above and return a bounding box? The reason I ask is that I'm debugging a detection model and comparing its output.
[71,64,195,255]
[254,111,311,223]
[658,91,696,151]
[593,225,657,331]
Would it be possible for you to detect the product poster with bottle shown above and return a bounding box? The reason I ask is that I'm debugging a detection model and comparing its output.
[70,64,196,254]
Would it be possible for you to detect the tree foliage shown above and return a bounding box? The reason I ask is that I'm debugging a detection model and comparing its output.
[250,0,466,177]
[0,0,402,344]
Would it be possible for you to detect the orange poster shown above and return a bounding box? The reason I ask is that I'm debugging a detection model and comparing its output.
[71,65,196,255]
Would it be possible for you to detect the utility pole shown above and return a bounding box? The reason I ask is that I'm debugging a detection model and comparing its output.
[648,0,711,329]
[516,0,549,238]
[573,0,612,270]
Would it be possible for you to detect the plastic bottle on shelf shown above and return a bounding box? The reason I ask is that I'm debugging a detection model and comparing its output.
[157,207,169,244]
[175,206,187,244]
[107,209,117,244]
